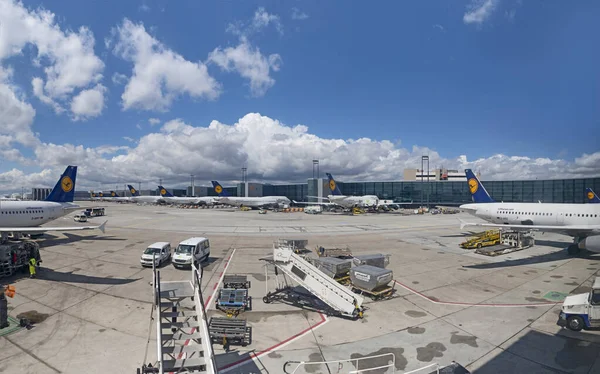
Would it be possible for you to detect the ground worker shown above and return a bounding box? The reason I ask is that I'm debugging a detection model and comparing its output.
[29,257,36,278]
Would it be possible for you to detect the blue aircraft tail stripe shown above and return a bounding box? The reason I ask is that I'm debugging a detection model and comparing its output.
[586,188,600,203]
[464,169,495,203]
[210,181,229,196]
[127,185,140,196]
[158,186,174,197]
[45,166,77,203]
[325,173,343,195]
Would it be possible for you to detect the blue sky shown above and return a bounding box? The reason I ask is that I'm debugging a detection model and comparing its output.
[0,0,598,190]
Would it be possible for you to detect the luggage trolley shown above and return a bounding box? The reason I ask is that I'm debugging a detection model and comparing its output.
[216,274,252,317]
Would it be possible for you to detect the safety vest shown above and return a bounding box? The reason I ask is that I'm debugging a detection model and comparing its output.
[29,258,36,267]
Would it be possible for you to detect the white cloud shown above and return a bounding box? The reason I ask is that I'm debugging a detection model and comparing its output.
[0,0,105,116]
[208,41,282,97]
[139,4,150,12]
[0,68,38,148]
[112,72,128,85]
[111,18,221,111]
[136,123,142,130]
[463,0,498,25]
[228,7,283,37]
[291,7,309,21]
[433,24,445,32]
[70,84,107,120]
[148,118,161,126]
[123,136,137,143]
[1,112,596,193]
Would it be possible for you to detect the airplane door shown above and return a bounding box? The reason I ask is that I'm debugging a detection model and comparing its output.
[557,212,565,225]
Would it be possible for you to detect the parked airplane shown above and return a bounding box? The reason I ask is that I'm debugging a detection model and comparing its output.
[0,166,106,240]
[304,173,379,209]
[158,186,218,205]
[127,185,165,204]
[210,181,291,209]
[587,188,600,203]
[459,169,600,255]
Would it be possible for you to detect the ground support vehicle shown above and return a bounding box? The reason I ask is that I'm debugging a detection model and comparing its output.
[558,276,600,331]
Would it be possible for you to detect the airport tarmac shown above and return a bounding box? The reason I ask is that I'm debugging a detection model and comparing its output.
[1,202,600,373]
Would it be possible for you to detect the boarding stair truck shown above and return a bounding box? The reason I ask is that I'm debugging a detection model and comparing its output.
[262,242,364,319]
[558,276,600,331]
[139,256,217,374]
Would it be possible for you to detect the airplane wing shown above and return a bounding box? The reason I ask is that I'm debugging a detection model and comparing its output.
[459,220,600,237]
[0,220,107,234]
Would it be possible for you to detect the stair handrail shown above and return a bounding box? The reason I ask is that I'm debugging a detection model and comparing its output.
[192,262,218,374]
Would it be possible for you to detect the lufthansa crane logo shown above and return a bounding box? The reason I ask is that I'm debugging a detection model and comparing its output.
[589,191,595,200]
[111,192,116,197]
[130,188,136,194]
[468,178,478,195]
[61,176,73,192]
[329,180,336,191]
[214,185,223,194]
[160,188,167,195]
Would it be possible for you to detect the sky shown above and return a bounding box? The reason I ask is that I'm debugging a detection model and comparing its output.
[0,0,598,193]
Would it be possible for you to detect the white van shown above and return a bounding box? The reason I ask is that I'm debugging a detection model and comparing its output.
[172,237,210,269]
[140,242,171,267]
[74,213,88,222]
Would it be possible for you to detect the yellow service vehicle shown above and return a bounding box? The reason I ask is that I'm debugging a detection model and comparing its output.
[460,230,501,249]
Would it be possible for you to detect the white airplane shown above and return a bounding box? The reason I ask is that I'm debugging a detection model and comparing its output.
[158,186,218,205]
[459,169,600,255]
[127,185,165,204]
[0,166,106,240]
[211,181,291,209]
[302,173,380,209]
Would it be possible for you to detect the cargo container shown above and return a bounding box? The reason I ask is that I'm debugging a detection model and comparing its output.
[314,257,352,278]
[350,265,393,292]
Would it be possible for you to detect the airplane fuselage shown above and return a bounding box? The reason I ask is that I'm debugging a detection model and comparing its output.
[328,195,379,208]
[131,196,165,204]
[0,201,79,227]
[460,202,600,227]
[219,196,291,208]
[164,196,218,205]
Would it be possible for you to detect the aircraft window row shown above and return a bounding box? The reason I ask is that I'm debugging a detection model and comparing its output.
[566,213,598,218]
[500,211,552,216]
[1,210,43,214]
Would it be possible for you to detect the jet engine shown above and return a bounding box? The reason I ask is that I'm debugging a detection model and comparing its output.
[578,236,600,253]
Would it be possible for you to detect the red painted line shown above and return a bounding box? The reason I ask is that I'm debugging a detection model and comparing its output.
[217,313,328,372]
[394,280,558,307]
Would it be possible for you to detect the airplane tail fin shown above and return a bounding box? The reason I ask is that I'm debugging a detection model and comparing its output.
[211,181,229,196]
[99,220,107,234]
[45,166,77,203]
[127,185,140,196]
[158,186,173,197]
[110,191,119,197]
[465,169,495,203]
[325,173,343,196]
[586,188,600,203]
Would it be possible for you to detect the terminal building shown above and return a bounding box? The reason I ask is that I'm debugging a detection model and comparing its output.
[205,175,600,206]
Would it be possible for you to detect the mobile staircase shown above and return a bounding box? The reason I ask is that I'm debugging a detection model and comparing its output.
[262,242,364,319]
[139,257,217,374]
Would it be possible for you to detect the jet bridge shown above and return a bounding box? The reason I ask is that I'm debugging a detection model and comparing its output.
[138,258,217,374]
[262,242,364,319]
